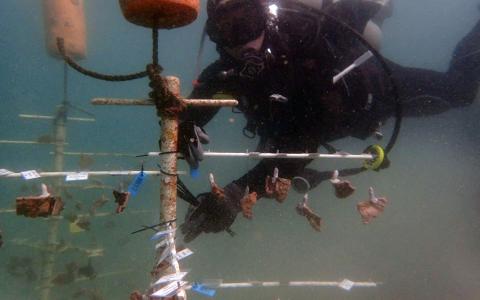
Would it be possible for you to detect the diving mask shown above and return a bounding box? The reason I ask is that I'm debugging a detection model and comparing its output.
[207,0,267,47]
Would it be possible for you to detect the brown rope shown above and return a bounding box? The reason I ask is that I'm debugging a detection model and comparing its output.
[57,38,148,81]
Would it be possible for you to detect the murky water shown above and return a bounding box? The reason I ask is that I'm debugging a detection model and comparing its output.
[1,0,479,299]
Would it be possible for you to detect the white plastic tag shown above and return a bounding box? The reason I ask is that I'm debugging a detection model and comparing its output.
[21,170,40,180]
[175,248,193,261]
[65,172,89,181]
[338,279,355,291]
[150,227,176,241]
[156,244,175,264]
[154,272,188,285]
[154,238,169,250]
[0,169,13,176]
[150,281,187,298]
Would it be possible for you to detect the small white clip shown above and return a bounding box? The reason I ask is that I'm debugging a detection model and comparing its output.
[40,183,50,197]
[209,173,215,187]
[338,279,355,291]
[368,187,378,204]
[303,193,309,204]
[244,186,250,197]
[272,167,279,184]
[330,170,340,184]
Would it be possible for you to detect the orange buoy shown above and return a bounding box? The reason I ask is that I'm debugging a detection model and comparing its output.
[43,0,87,60]
[119,0,200,29]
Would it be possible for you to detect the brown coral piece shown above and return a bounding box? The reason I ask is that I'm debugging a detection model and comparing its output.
[357,187,388,224]
[52,262,78,286]
[330,170,356,198]
[150,259,170,277]
[89,195,109,215]
[208,173,225,200]
[51,197,65,215]
[296,195,322,232]
[332,181,356,198]
[305,211,322,232]
[78,154,95,170]
[113,190,130,214]
[75,217,91,231]
[240,191,257,219]
[16,195,64,218]
[210,182,224,200]
[149,244,185,277]
[265,176,291,203]
[78,259,96,279]
[129,291,144,300]
[52,271,75,285]
[37,134,54,144]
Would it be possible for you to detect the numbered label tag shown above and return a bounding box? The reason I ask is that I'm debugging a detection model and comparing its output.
[21,170,40,180]
[150,281,187,298]
[175,248,193,261]
[0,169,13,176]
[154,272,188,285]
[156,244,174,264]
[338,279,355,291]
[128,170,146,197]
[65,172,89,181]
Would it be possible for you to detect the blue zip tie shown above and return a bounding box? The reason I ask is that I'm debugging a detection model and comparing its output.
[190,168,200,179]
[191,283,216,297]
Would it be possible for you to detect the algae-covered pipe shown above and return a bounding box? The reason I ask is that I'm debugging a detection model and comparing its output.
[40,100,67,300]
[155,76,187,299]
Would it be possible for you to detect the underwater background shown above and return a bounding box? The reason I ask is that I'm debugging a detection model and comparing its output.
[1,0,480,299]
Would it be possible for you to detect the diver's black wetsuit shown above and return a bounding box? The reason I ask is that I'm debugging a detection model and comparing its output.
[184,0,479,195]
[180,0,480,241]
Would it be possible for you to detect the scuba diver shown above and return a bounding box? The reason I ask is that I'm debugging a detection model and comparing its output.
[178,0,480,242]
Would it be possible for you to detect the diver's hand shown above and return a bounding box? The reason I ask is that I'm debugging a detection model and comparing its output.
[180,183,242,242]
[177,121,210,173]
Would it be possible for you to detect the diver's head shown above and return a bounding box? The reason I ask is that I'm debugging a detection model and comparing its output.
[206,0,267,49]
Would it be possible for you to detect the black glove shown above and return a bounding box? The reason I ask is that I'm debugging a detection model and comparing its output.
[180,183,243,243]
[177,121,210,176]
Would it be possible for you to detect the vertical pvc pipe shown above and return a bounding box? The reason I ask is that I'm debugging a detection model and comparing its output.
[159,78,179,222]
[40,65,68,300]
[154,76,186,299]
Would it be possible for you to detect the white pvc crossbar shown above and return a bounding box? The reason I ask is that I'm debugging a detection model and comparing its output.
[147,151,373,160]
[48,151,136,157]
[19,114,95,122]
[0,140,68,145]
[1,170,185,178]
[188,280,379,289]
